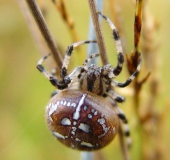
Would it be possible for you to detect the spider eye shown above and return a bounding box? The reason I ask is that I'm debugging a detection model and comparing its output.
[46,89,119,151]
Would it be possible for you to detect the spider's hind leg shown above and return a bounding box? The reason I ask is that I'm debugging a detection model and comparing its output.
[107,97,132,147]
[115,106,132,147]
[106,90,125,103]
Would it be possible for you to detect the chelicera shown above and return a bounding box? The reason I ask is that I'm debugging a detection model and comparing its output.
[37,12,142,151]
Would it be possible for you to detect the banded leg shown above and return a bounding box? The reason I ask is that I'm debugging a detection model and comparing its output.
[98,12,124,76]
[50,67,57,77]
[37,54,70,89]
[65,66,83,84]
[61,40,97,78]
[115,107,131,147]
[107,90,125,103]
[108,97,131,147]
[37,54,53,80]
[83,53,100,70]
[112,53,142,88]
[51,90,58,98]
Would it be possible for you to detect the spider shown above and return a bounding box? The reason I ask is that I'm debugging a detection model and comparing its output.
[37,12,142,151]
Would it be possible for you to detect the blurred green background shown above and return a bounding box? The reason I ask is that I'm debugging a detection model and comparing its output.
[0,0,170,160]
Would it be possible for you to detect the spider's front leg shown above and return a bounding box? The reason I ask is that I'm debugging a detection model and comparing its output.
[37,40,97,89]
[37,54,70,90]
[60,40,96,78]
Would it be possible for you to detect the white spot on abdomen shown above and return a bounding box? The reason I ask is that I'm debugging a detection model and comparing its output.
[80,141,95,148]
[78,123,90,133]
[53,132,66,140]
[61,118,71,126]
[75,138,81,142]
[87,114,92,119]
[48,103,58,121]
[71,103,76,108]
[94,111,98,116]
[97,118,105,124]
[71,127,77,135]
[98,117,110,138]
[67,102,71,107]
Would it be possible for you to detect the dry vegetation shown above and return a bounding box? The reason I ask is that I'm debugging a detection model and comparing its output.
[0,0,169,160]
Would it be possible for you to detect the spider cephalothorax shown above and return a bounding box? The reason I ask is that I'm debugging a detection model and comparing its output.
[79,64,109,95]
[37,12,142,151]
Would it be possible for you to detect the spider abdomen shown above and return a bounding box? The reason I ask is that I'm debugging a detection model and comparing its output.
[46,89,119,151]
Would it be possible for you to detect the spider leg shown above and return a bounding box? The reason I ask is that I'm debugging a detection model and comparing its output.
[114,105,131,147]
[65,66,83,84]
[50,67,57,76]
[37,40,97,89]
[106,90,125,103]
[37,54,54,80]
[37,54,70,89]
[112,53,142,88]
[50,68,59,97]
[66,53,100,83]
[98,12,124,76]
[61,40,97,78]
[106,96,131,147]
[83,53,100,70]
[51,90,58,97]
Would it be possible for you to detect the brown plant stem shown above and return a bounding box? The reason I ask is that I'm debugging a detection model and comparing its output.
[88,0,108,65]
[132,0,143,110]
[134,0,143,53]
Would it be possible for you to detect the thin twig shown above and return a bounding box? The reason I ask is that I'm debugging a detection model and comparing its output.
[87,0,104,64]
[88,0,108,65]
[26,0,63,68]
[134,0,143,53]
[133,0,144,110]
